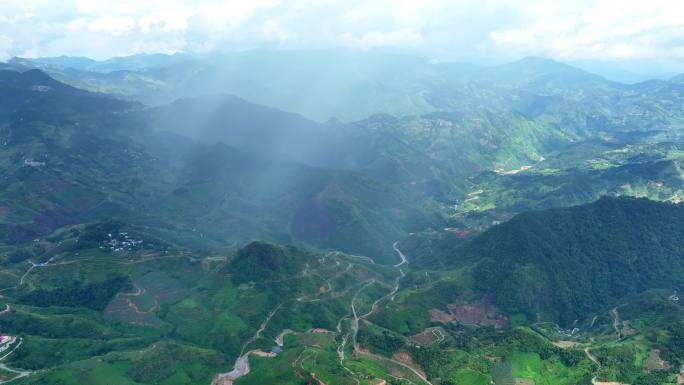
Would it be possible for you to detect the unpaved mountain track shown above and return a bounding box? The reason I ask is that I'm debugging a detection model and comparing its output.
[212,304,283,384]
[0,338,31,384]
[239,304,282,357]
[345,242,433,385]
[351,280,376,350]
[215,242,424,384]
[590,315,598,328]
[584,347,601,385]
[611,307,621,340]
[392,241,408,267]
[18,263,36,286]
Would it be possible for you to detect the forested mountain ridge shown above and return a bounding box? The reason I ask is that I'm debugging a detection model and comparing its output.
[8,51,684,132]
[462,197,684,324]
[0,69,440,262]
[1,54,684,385]
[148,95,571,199]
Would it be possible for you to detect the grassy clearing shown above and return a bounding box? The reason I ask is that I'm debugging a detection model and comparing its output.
[510,352,591,385]
[452,368,491,385]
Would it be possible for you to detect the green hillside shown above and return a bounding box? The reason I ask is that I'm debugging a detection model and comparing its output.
[0,69,440,263]
[12,51,684,138]
[463,197,684,324]
[2,55,684,385]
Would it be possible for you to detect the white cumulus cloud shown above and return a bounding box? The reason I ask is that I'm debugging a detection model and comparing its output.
[0,0,681,65]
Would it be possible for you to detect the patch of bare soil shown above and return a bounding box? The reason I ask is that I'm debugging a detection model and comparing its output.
[515,379,535,385]
[644,349,671,371]
[553,341,579,349]
[677,366,684,384]
[211,377,233,385]
[392,351,426,379]
[409,328,441,346]
[621,320,636,337]
[429,308,454,324]
[594,382,627,385]
[447,294,507,328]
[387,366,405,379]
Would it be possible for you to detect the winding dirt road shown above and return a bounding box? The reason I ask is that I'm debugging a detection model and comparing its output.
[347,242,432,385]
[611,307,621,340]
[584,347,600,384]
[392,242,408,267]
[212,304,283,384]
[0,338,31,384]
[213,242,425,385]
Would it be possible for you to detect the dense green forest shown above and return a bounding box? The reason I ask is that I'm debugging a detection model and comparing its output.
[465,197,684,324]
[227,241,312,284]
[20,276,131,310]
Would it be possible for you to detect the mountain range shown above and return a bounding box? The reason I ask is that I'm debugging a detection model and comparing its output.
[0,50,683,385]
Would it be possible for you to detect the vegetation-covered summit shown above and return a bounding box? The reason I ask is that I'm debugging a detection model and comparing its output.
[228,241,311,284]
[465,197,684,324]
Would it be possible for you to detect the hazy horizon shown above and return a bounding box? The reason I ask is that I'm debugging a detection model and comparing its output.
[1,0,683,81]
[5,47,682,85]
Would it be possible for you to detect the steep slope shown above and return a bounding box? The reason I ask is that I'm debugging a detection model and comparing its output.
[0,69,137,122]
[150,142,440,262]
[7,57,175,101]
[149,95,577,200]
[456,140,684,226]
[0,226,402,385]
[4,61,684,385]
[148,94,326,163]
[0,70,440,261]
[0,69,153,241]
[462,197,684,324]
[12,51,475,121]
[26,53,187,72]
[14,51,684,144]
[479,56,621,97]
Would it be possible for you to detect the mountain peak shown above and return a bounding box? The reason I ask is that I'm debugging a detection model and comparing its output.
[518,55,560,64]
[0,67,55,84]
[506,56,583,73]
[21,68,56,82]
[487,55,612,91]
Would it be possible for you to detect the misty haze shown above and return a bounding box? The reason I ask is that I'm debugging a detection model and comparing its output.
[0,1,683,385]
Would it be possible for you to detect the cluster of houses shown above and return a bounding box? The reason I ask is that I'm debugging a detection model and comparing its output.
[23,158,46,167]
[100,232,145,252]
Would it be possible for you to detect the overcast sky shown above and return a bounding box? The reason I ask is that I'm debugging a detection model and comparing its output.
[1,0,683,67]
